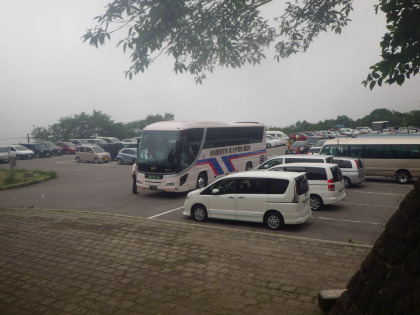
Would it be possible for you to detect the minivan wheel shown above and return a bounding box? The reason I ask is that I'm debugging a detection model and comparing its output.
[310,195,323,211]
[264,211,284,230]
[192,205,208,222]
[343,176,351,188]
[94,158,99,164]
[75,156,81,163]
[396,171,410,184]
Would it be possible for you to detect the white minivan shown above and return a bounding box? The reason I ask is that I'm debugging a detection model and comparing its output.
[269,163,345,211]
[183,171,311,230]
[266,131,288,146]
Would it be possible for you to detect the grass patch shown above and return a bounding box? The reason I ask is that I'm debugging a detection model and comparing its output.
[0,168,57,189]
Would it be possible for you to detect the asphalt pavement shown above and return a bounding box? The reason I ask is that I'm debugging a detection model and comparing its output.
[0,208,371,314]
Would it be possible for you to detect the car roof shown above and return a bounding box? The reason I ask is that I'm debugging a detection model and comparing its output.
[223,170,306,180]
[267,155,333,160]
[269,162,338,169]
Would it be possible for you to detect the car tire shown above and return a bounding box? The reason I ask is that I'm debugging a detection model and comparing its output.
[75,156,81,163]
[16,155,20,160]
[264,211,284,230]
[117,158,122,165]
[66,150,70,155]
[192,204,208,222]
[196,173,207,189]
[310,194,323,211]
[94,158,99,164]
[35,153,40,158]
[267,143,271,148]
[396,170,410,184]
[343,176,351,188]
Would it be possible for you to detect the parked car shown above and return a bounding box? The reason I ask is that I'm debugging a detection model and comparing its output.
[253,154,335,171]
[266,135,280,148]
[183,171,311,230]
[19,143,51,158]
[289,133,308,142]
[357,127,372,134]
[265,131,288,146]
[75,145,111,164]
[86,139,108,146]
[55,142,77,154]
[334,157,365,188]
[96,137,124,160]
[35,141,62,155]
[69,139,91,146]
[306,136,324,147]
[289,141,310,154]
[307,147,321,155]
[116,148,137,165]
[268,163,345,210]
[7,145,34,160]
[0,146,10,163]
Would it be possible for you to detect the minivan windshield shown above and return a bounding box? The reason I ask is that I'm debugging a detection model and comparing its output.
[92,147,105,153]
[0,147,7,153]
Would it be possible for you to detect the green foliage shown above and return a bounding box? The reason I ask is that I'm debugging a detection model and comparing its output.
[31,111,174,142]
[363,0,420,89]
[82,0,354,83]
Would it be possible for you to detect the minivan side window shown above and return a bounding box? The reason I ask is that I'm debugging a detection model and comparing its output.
[306,167,328,180]
[237,179,266,194]
[295,175,309,195]
[335,160,352,168]
[212,179,236,194]
[267,179,289,194]
[259,158,283,169]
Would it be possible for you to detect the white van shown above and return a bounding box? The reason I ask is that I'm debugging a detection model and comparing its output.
[266,131,288,146]
[0,146,10,163]
[7,145,34,160]
[269,163,345,210]
[254,154,334,170]
[183,171,311,230]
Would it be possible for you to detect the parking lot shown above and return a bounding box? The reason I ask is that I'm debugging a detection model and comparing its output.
[0,148,413,245]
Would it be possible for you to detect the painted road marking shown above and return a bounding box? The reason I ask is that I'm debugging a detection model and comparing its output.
[148,207,184,219]
[312,216,385,225]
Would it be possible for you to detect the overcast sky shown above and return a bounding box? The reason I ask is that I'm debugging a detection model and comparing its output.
[1,0,419,145]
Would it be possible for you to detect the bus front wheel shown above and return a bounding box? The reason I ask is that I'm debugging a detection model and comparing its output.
[396,171,411,184]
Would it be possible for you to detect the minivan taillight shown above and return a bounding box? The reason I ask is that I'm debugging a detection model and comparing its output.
[328,178,335,191]
[354,160,360,169]
[293,183,299,203]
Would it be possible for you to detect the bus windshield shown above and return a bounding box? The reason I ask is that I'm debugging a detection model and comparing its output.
[138,128,204,173]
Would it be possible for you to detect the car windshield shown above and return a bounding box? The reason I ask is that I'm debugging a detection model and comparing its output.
[292,141,306,147]
[30,144,46,149]
[0,147,7,153]
[14,145,30,150]
[41,142,55,148]
[92,146,105,153]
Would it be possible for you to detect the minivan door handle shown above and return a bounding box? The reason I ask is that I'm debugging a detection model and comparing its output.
[228,196,235,199]
[238,196,245,199]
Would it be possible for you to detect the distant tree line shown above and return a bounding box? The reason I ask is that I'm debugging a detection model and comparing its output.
[270,108,420,134]
[31,111,174,142]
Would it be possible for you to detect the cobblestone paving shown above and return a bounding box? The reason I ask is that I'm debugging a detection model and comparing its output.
[0,209,371,314]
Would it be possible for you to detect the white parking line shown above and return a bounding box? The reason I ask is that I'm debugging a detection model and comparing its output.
[351,191,407,196]
[148,207,184,219]
[341,202,397,208]
[313,216,385,225]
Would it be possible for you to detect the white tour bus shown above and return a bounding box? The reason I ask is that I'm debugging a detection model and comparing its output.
[320,137,420,184]
[136,121,266,192]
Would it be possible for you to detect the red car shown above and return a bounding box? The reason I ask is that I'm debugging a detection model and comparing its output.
[55,142,77,154]
[288,141,310,154]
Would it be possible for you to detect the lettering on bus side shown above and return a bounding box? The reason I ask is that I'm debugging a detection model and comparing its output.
[209,145,251,157]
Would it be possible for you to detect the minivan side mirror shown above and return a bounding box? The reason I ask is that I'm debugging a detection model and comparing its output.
[211,188,220,194]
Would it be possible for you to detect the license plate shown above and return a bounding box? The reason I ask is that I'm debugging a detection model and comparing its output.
[150,186,157,190]
[105,157,108,161]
